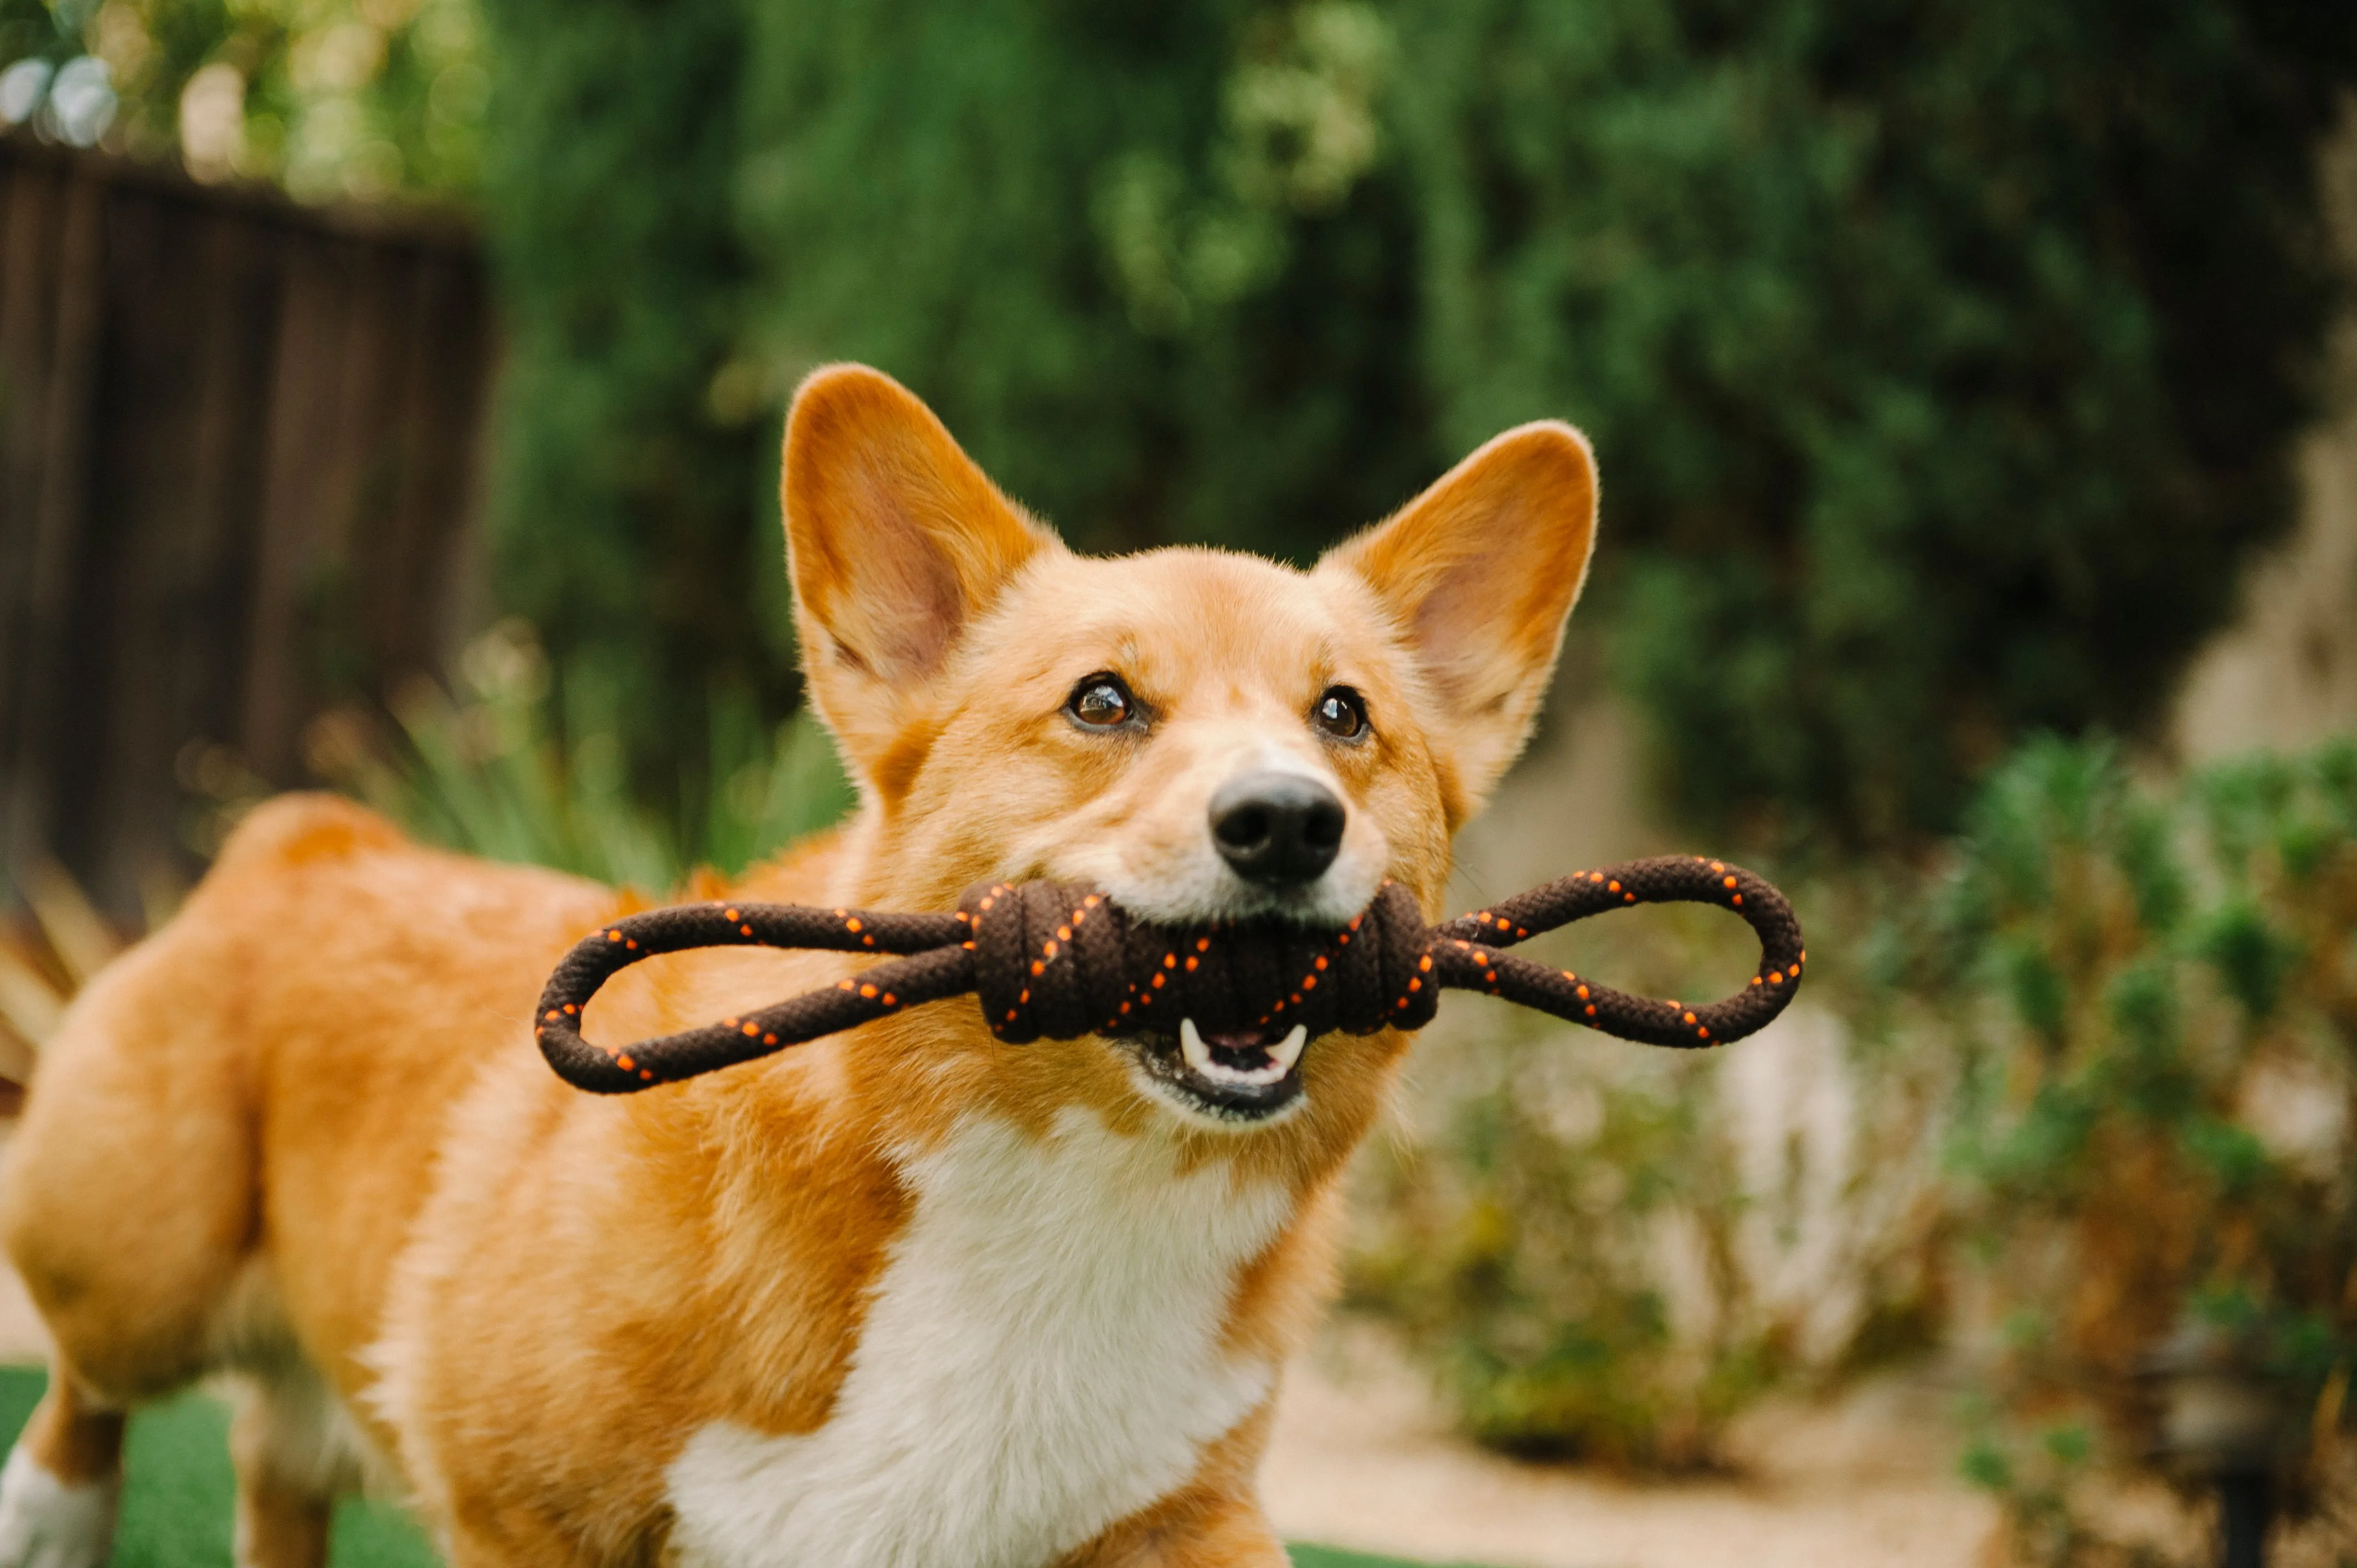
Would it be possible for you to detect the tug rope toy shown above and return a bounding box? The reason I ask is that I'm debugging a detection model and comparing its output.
[534,856,1805,1095]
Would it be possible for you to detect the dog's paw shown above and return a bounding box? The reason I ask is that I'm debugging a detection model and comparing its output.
[0,1445,119,1568]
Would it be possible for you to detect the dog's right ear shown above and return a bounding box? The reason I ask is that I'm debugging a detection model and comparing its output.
[783,365,1060,789]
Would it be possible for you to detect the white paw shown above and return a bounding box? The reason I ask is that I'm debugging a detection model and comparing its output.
[0,1445,119,1568]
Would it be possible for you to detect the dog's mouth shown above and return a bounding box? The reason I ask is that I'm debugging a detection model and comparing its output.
[1116,1017,1309,1127]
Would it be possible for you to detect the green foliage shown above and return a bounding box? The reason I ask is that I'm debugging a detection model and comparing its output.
[499,0,2355,842]
[472,0,780,811]
[1390,0,2353,842]
[1351,735,2357,1479]
[16,0,2351,843]
[309,620,853,889]
[1937,736,2357,1548]
[0,0,71,74]
[1350,1016,1772,1466]
[733,2,1434,563]
[1958,1411,2109,1568]
[3,0,485,198]
[1344,885,1823,1467]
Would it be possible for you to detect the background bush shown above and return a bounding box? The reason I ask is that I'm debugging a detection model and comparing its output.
[1935,738,2357,1552]
[305,621,852,889]
[1347,1004,1771,1468]
[1,0,484,196]
[20,0,2349,843]
[1347,858,1951,1467]
[1350,736,2357,1481]
[500,0,2357,844]
[1390,0,2356,842]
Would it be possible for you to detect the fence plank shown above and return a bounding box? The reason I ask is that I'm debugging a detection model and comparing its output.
[0,159,64,826]
[5,169,104,891]
[0,134,493,916]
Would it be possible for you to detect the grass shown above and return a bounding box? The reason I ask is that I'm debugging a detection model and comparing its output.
[1288,1550,1494,1567]
[0,1366,435,1566]
[0,1366,1473,1566]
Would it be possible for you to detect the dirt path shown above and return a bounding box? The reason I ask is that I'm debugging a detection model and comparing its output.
[1262,1325,2000,1568]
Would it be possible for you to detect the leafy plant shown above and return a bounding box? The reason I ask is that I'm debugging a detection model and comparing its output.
[1391,0,2355,844]
[305,620,853,891]
[16,0,2351,847]
[1936,737,2357,1556]
[2,0,486,198]
[470,0,779,816]
[1344,889,1863,1469]
[1349,1018,1773,1467]
[504,0,2355,845]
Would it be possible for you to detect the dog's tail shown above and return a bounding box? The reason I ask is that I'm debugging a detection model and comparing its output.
[0,855,121,1118]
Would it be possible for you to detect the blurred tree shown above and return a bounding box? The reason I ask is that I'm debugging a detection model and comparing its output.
[733,0,1435,558]
[471,0,779,811]
[1388,0,2357,843]
[729,0,2354,844]
[1,0,485,197]
[478,0,1439,797]
[1933,736,2357,1555]
[13,0,2354,848]
[0,0,65,74]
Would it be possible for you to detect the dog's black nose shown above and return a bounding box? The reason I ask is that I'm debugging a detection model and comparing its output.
[1210,771,1346,885]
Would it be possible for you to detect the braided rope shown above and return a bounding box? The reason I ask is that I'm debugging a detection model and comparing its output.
[534,855,1805,1094]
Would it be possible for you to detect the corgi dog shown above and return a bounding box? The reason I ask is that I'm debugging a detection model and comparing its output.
[0,365,1596,1567]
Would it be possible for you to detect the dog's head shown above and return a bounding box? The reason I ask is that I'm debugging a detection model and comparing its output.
[782,365,1595,1138]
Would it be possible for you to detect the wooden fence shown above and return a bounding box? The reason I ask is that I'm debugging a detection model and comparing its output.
[0,133,493,918]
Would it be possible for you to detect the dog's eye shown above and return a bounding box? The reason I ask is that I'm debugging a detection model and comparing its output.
[1313,687,1367,740]
[1066,674,1136,729]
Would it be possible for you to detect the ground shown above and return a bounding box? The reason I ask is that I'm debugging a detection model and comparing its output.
[1264,1322,1998,1568]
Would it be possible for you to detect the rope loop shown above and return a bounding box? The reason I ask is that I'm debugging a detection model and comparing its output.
[534,855,1805,1094]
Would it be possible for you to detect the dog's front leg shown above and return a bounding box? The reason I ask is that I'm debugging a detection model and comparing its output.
[1055,1493,1290,1568]
[1056,1406,1289,1568]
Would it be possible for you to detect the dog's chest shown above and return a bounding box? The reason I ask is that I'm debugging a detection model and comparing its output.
[665,1110,1290,1568]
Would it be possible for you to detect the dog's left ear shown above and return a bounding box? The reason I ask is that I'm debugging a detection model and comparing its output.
[783,365,1062,786]
[1316,421,1598,814]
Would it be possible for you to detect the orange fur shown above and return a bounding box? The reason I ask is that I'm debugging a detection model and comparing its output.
[0,365,1597,1567]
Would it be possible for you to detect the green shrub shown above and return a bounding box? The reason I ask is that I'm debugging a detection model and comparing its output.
[5,0,486,198]
[1345,892,1830,1468]
[21,1,2354,846]
[1348,735,2357,1483]
[733,1,1435,565]
[578,0,2357,844]
[1349,1017,1772,1467]
[307,621,853,890]
[471,0,782,814]
[1936,736,2357,1551]
[1387,0,2355,843]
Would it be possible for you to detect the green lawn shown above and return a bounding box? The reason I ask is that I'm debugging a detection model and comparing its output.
[0,1366,1467,1566]
[0,1366,436,1566]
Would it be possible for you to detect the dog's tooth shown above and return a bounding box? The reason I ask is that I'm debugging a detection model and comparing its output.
[1180,1018,1213,1074]
[1179,1016,1294,1088]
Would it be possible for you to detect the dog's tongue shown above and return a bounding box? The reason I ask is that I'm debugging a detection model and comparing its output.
[1203,1024,1284,1057]
[1178,1017,1312,1084]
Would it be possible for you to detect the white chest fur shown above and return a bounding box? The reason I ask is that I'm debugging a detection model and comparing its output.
[665,1108,1291,1568]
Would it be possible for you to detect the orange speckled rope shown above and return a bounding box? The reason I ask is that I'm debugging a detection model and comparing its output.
[533,855,1805,1095]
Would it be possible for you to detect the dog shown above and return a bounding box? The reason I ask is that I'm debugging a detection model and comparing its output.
[0,364,1596,1566]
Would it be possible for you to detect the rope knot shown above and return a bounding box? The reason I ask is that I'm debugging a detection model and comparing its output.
[963,879,1439,1044]
[534,855,1806,1094]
